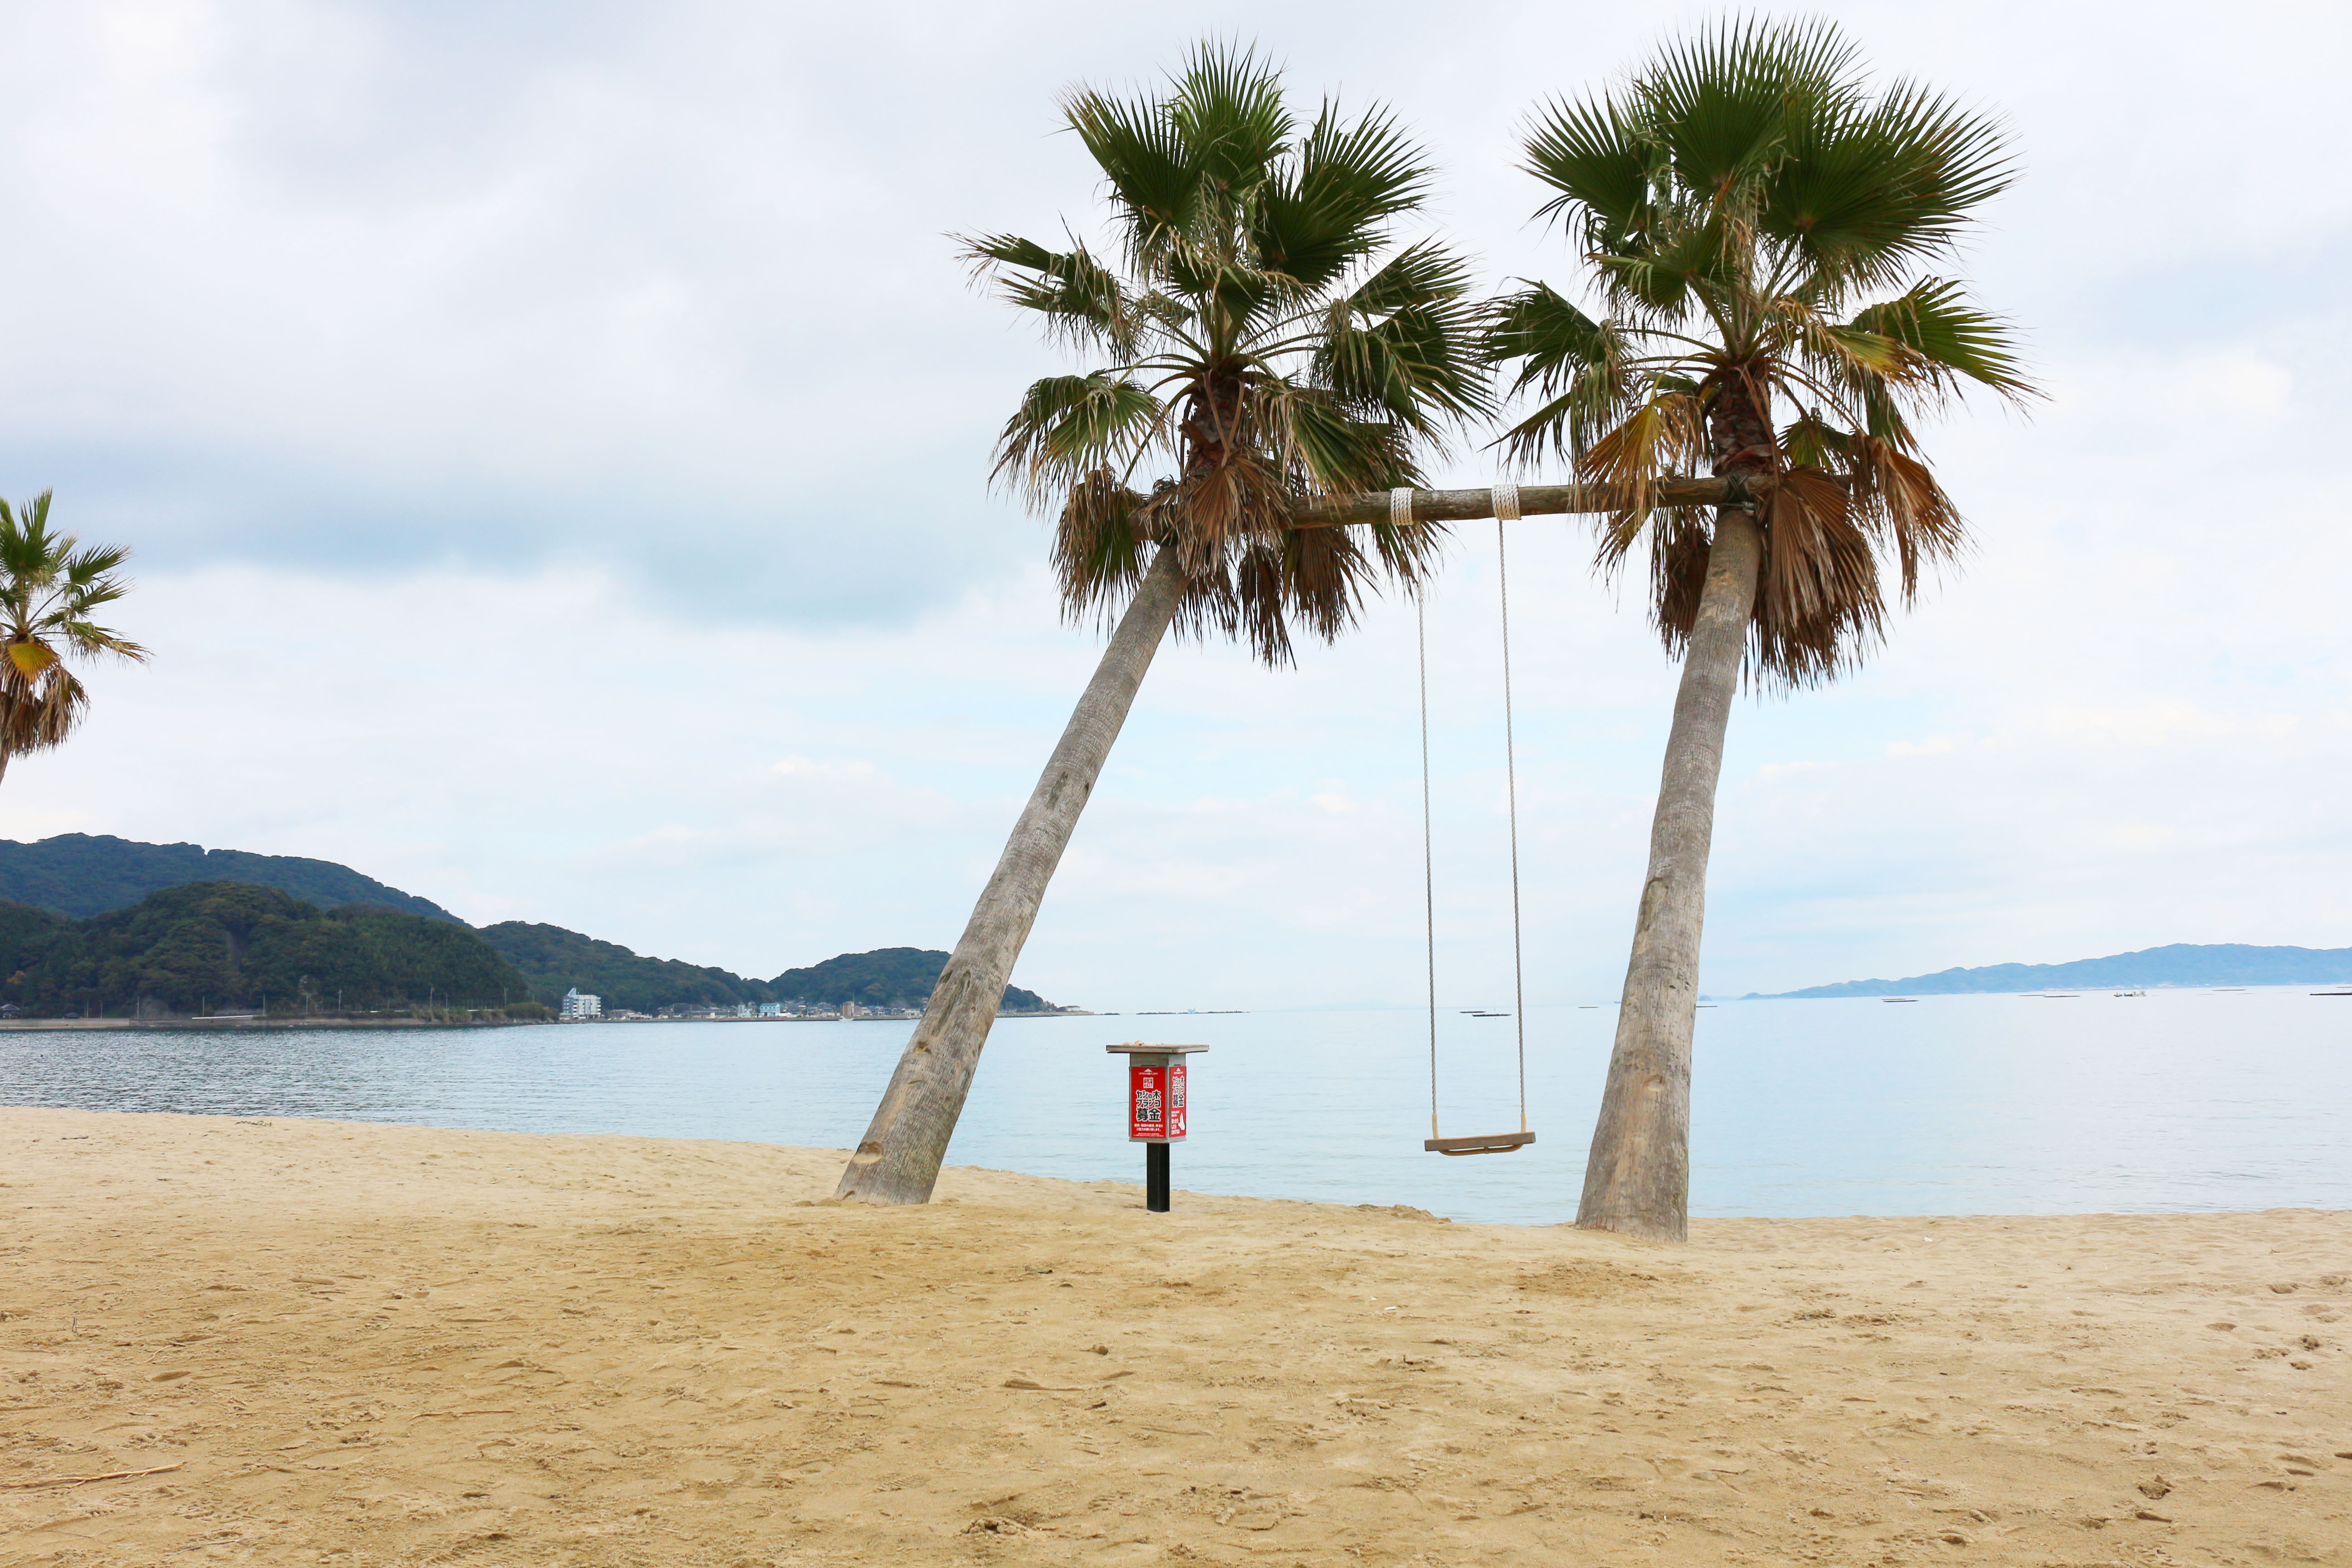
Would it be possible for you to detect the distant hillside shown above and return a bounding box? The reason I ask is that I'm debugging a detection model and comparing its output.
[0,834,462,923]
[0,882,538,1017]
[771,947,1056,1013]
[478,922,777,1015]
[1757,942,2352,998]
[6,834,1076,1015]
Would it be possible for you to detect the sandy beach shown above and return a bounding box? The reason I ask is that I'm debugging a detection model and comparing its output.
[4,1107,2347,1565]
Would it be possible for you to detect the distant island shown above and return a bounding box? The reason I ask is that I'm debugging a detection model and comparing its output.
[1751,942,2352,998]
[477,926,1055,1019]
[0,834,1068,1021]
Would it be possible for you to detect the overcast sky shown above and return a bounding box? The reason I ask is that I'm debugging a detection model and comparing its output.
[1,0,2344,1008]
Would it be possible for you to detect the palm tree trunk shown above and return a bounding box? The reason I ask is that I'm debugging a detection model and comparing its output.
[1576,507,1763,1241]
[836,547,1188,1204]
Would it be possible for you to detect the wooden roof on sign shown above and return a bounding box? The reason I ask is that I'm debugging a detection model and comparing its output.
[1103,1042,1210,1054]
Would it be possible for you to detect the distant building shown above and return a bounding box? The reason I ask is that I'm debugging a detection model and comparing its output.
[757,1002,782,1017]
[560,988,603,1020]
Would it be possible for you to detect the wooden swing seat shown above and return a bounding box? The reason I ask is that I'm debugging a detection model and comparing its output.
[1424,1132,1536,1156]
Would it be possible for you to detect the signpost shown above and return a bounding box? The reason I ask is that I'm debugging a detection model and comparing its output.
[1105,1043,1207,1212]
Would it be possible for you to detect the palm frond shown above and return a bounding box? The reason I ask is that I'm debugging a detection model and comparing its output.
[1166,40,1291,196]
[1521,92,1652,249]
[1769,80,2011,291]
[1581,388,1706,534]
[1062,88,1203,276]
[961,235,1144,358]
[1312,244,1491,431]
[993,374,1170,507]
[1643,17,1857,214]
[1053,473,1156,631]
[1254,380,1412,493]
[1848,279,2031,399]
[1483,284,1629,464]
[1255,100,1431,293]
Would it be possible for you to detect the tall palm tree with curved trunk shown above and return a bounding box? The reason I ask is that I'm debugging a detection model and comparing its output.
[838,43,1488,1204]
[0,491,147,787]
[1487,20,2034,1239]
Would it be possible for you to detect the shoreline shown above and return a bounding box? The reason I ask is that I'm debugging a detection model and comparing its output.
[0,1016,533,1031]
[6,1105,2347,1564]
[0,1009,1101,1032]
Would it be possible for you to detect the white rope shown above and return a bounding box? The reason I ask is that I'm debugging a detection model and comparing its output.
[1493,491,1529,1133]
[1391,486,1415,529]
[1416,590,1439,1141]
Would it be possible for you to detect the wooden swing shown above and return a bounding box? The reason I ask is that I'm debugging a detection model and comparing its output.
[1406,485,1537,1157]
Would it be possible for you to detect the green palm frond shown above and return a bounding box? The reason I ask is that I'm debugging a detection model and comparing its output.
[1643,17,1859,210]
[993,374,1170,506]
[1772,81,2012,290]
[1849,279,2029,396]
[1257,101,1430,291]
[962,235,1144,358]
[1522,92,1652,247]
[1314,243,1488,430]
[1166,41,1293,196]
[1063,88,1203,275]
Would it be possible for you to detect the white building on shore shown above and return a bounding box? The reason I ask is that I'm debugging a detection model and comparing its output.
[560,988,603,1020]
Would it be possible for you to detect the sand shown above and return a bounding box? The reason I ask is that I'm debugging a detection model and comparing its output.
[3,1107,2348,1566]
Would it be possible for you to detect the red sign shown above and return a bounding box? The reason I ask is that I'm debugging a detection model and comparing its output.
[1130,1062,1188,1141]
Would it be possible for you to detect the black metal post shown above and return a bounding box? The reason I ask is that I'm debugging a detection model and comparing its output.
[1145,1141,1170,1212]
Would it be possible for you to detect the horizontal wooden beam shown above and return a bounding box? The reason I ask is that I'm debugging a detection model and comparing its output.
[1291,476,1733,530]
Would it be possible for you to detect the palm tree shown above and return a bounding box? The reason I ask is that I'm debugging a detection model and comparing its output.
[1486,20,2033,1240]
[838,43,1489,1203]
[0,491,147,786]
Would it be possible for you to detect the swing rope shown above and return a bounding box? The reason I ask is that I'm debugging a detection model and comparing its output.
[1493,483,1529,1135]
[1401,487,1441,1142]
[1408,484,1534,1153]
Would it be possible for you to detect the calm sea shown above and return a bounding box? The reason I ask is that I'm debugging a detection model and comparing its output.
[4,988,2346,1224]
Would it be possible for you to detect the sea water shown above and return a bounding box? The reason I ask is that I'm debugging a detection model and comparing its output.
[3,988,2346,1224]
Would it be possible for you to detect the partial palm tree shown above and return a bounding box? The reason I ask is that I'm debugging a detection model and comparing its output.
[1486,20,2033,1239]
[0,491,147,786]
[839,42,1489,1203]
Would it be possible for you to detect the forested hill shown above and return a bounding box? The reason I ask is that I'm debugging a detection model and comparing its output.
[481,929,1062,1015]
[770,947,1054,1013]
[0,834,461,923]
[0,883,537,1017]
[7,833,1071,1014]
[477,923,777,1015]
[1756,942,2352,998]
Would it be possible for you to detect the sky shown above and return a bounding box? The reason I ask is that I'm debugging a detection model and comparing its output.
[0,0,2345,1009]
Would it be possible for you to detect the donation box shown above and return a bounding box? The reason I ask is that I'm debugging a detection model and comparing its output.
[1128,1059,1188,1142]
